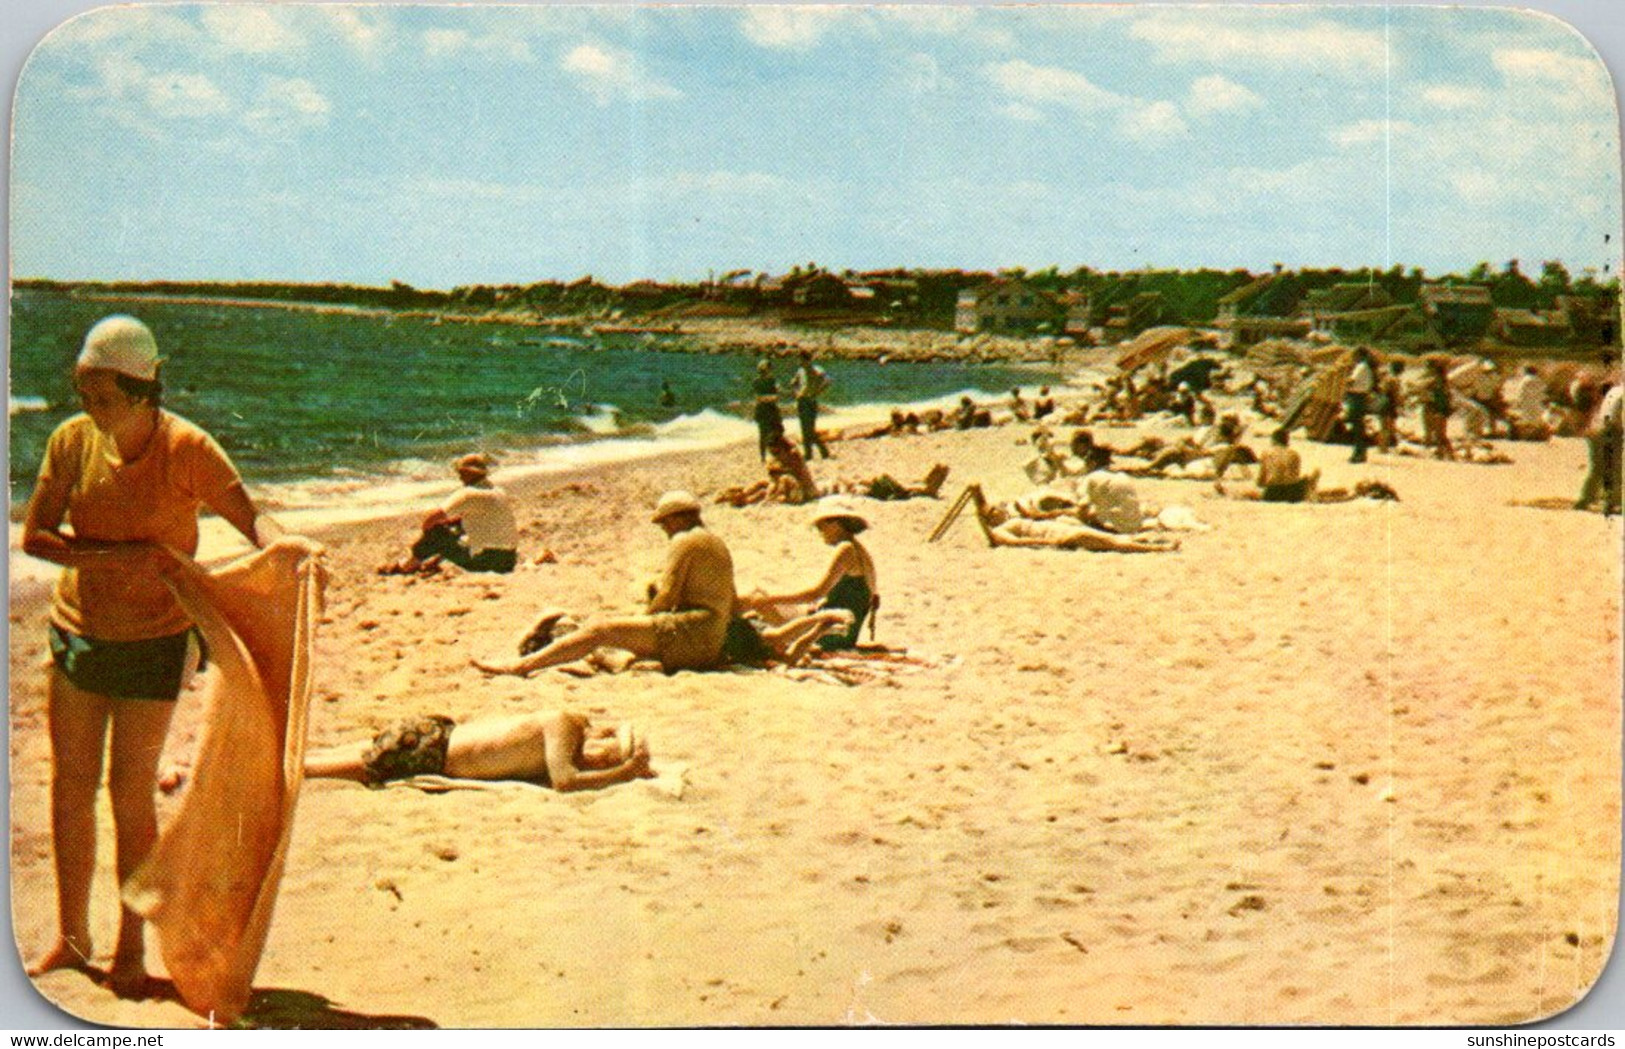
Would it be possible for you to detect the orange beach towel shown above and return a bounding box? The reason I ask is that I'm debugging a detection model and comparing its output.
[122,539,325,1024]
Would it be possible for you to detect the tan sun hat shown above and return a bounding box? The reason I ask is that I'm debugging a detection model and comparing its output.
[78,315,161,381]
[811,496,868,529]
[651,490,701,522]
[455,452,491,478]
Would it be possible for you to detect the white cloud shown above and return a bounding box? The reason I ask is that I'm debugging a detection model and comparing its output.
[86,56,229,120]
[49,8,199,50]
[245,76,331,127]
[1119,101,1189,142]
[1329,118,1416,148]
[1492,47,1613,108]
[424,29,534,63]
[200,7,304,55]
[739,7,854,50]
[984,60,1125,113]
[997,102,1043,123]
[1129,12,1387,73]
[142,70,230,119]
[561,44,680,104]
[985,60,1189,144]
[1420,83,1490,111]
[321,8,388,61]
[901,53,950,95]
[1186,74,1262,117]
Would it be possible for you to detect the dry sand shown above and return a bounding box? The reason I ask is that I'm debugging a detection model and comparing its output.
[10,413,1620,1027]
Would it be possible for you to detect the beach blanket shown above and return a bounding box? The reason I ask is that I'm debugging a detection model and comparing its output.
[123,539,325,1025]
[380,763,691,800]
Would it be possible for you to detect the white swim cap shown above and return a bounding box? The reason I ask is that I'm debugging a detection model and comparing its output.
[78,315,160,381]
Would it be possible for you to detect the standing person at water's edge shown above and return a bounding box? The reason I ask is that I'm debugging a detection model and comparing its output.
[22,315,278,998]
[792,350,832,460]
[753,359,785,462]
[1344,345,1377,464]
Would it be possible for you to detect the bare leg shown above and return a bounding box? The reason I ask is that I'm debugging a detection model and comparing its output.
[474,617,661,677]
[303,741,373,782]
[761,610,852,665]
[29,672,111,977]
[105,698,177,998]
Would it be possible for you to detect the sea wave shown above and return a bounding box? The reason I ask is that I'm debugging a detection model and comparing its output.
[9,395,49,415]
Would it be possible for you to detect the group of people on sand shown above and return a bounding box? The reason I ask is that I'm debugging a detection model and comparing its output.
[470,489,878,679]
[18,312,1619,1007]
[20,315,886,1003]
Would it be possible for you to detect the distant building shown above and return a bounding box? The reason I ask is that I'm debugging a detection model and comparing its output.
[1101,291,1165,343]
[1303,283,1393,335]
[1418,283,1494,342]
[1216,270,1304,324]
[1317,304,1434,346]
[955,280,1064,334]
[791,272,853,308]
[1552,295,1620,345]
[1492,308,1572,347]
[1060,290,1094,339]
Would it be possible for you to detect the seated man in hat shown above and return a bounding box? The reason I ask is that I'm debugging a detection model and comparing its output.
[473,491,737,676]
[304,709,654,792]
[380,453,519,574]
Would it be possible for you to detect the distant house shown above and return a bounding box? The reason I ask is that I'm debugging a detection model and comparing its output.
[1303,283,1393,335]
[1216,270,1304,324]
[1552,295,1619,345]
[1060,290,1094,339]
[1418,283,1494,342]
[1492,308,1571,347]
[791,272,853,308]
[1101,292,1165,344]
[1318,304,1434,346]
[954,280,1064,334]
[1228,316,1312,347]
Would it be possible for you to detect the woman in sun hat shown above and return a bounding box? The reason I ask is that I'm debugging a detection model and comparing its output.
[741,496,879,651]
[22,315,278,996]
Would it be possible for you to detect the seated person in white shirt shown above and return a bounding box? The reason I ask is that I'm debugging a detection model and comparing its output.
[1080,446,1148,534]
[381,453,519,574]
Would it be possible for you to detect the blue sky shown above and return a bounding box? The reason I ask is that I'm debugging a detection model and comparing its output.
[10,5,1621,287]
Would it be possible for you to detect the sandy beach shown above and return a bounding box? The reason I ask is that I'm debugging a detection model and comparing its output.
[10,409,1620,1028]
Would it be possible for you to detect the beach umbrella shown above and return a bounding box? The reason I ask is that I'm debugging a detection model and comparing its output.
[1114,326,1192,373]
[1279,348,1355,439]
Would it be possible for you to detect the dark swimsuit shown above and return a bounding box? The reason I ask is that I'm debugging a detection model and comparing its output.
[362,715,457,787]
[817,574,874,650]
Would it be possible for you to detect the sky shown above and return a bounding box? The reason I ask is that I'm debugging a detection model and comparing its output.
[9,4,1623,288]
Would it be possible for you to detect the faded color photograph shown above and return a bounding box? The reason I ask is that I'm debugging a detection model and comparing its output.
[8,3,1622,1028]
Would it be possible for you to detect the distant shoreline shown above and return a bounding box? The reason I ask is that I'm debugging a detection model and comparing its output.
[46,287,1069,364]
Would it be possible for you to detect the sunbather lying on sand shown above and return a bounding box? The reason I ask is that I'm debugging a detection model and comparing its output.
[829,463,950,501]
[305,710,653,792]
[715,461,801,507]
[510,604,855,672]
[935,484,1179,553]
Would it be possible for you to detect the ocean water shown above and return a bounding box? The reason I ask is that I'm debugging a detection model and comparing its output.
[9,289,1058,517]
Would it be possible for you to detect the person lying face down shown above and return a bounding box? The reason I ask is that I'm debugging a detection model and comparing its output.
[304,710,653,792]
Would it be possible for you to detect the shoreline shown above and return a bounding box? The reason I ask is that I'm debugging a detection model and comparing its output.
[55,287,1080,364]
